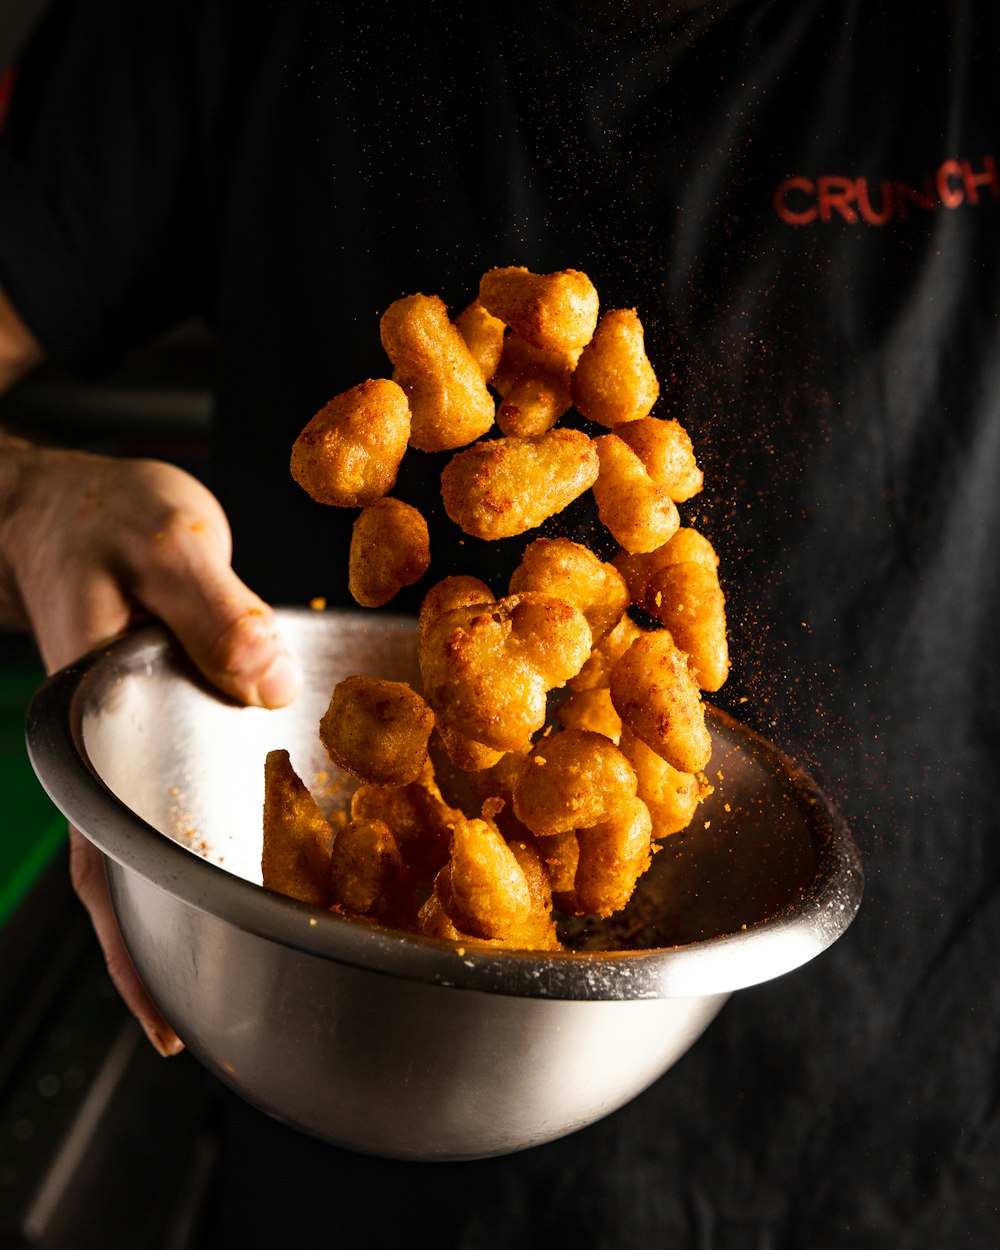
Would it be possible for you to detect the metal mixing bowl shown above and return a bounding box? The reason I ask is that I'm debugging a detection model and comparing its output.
[26,609,862,1160]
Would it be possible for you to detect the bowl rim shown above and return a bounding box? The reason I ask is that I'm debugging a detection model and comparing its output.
[25,610,864,1002]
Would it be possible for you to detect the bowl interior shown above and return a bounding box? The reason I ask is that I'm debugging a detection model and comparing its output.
[27,609,863,997]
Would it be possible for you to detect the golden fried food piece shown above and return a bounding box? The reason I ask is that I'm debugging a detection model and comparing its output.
[434,814,534,940]
[380,293,495,452]
[609,630,712,773]
[570,309,659,428]
[508,536,628,643]
[614,416,703,501]
[454,298,506,383]
[567,612,643,692]
[574,795,653,917]
[435,721,506,772]
[491,333,579,437]
[613,525,719,610]
[504,834,560,950]
[619,727,711,838]
[512,728,638,836]
[351,760,461,878]
[646,560,729,692]
[261,749,332,907]
[592,433,680,554]
[478,266,599,354]
[290,378,410,507]
[328,817,407,921]
[320,675,435,786]
[349,497,430,608]
[555,687,622,741]
[418,575,495,640]
[536,828,579,905]
[441,428,599,540]
[419,592,592,752]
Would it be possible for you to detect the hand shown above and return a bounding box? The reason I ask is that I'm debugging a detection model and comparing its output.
[1,434,303,1054]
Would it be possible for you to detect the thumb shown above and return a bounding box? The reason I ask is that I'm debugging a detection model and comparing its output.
[135,553,304,708]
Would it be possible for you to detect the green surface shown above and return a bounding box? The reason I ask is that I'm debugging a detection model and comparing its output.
[0,666,67,926]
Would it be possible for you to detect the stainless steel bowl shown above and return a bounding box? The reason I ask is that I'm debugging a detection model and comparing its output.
[26,609,862,1160]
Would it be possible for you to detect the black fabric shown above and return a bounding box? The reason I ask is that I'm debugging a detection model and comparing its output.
[2,1,999,1245]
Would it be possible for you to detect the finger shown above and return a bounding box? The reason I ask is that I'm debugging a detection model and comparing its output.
[133,542,303,707]
[69,829,184,1057]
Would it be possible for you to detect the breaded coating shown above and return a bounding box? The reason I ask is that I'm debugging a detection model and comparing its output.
[504,834,561,950]
[555,687,622,741]
[512,728,638,836]
[328,817,406,920]
[380,293,495,452]
[419,592,592,753]
[290,378,410,507]
[619,727,711,838]
[609,631,712,774]
[567,613,644,693]
[441,428,599,540]
[478,266,599,354]
[614,526,720,610]
[320,675,435,786]
[436,815,534,940]
[614,416,703,502]
[454,298,506,383]
[592,433,680,554]
[418,575,495,642]
[492,333,580,437]
[349,497,430,608]
[435,720,506,772]
[537,828,580,904]
[574,795,653,917]
[261,749,333,907]
[508,536,628,644]
[351,760,461,878]
[646,561,729,692]
[570,309,659,428]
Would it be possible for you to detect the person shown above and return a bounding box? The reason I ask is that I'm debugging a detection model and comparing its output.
[1,0,999,1245]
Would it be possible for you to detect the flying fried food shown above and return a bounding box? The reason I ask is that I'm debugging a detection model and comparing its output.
[435,720,506,772]
[574,795,653,917]
[570,308,659,428]
[441,427,599,540]
[261,749,333,907]
[380,293,496,452]
[478,266,599,354]
[290,377,410,507]
[614,416,703,502]
[454,298,506,384]
[567,612,643,693]
[555,687,622,741]
[492,333,579,437]
[512,728,638,836]
[328,817,407,922]
[508,536,628,643]
[349,497,430,608]
[425,815,531,939]
[320,675,435,786]
[609,630,712,774]
[613,526,728,690]
[592,433,680,554]
[646,560,729,692]
[614,525,720,610]
[418,574,495,641]
[351,760,461,878]
[419,592,592,753]
[619,727,711,839]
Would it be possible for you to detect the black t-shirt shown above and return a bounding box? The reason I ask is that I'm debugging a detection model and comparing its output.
[2,2,999,1246]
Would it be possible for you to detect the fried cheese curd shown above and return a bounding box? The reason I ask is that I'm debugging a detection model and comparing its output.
[348,497,431,608]
[267,263,733,947]
[290,377,411,507]
[379,293,496,452]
